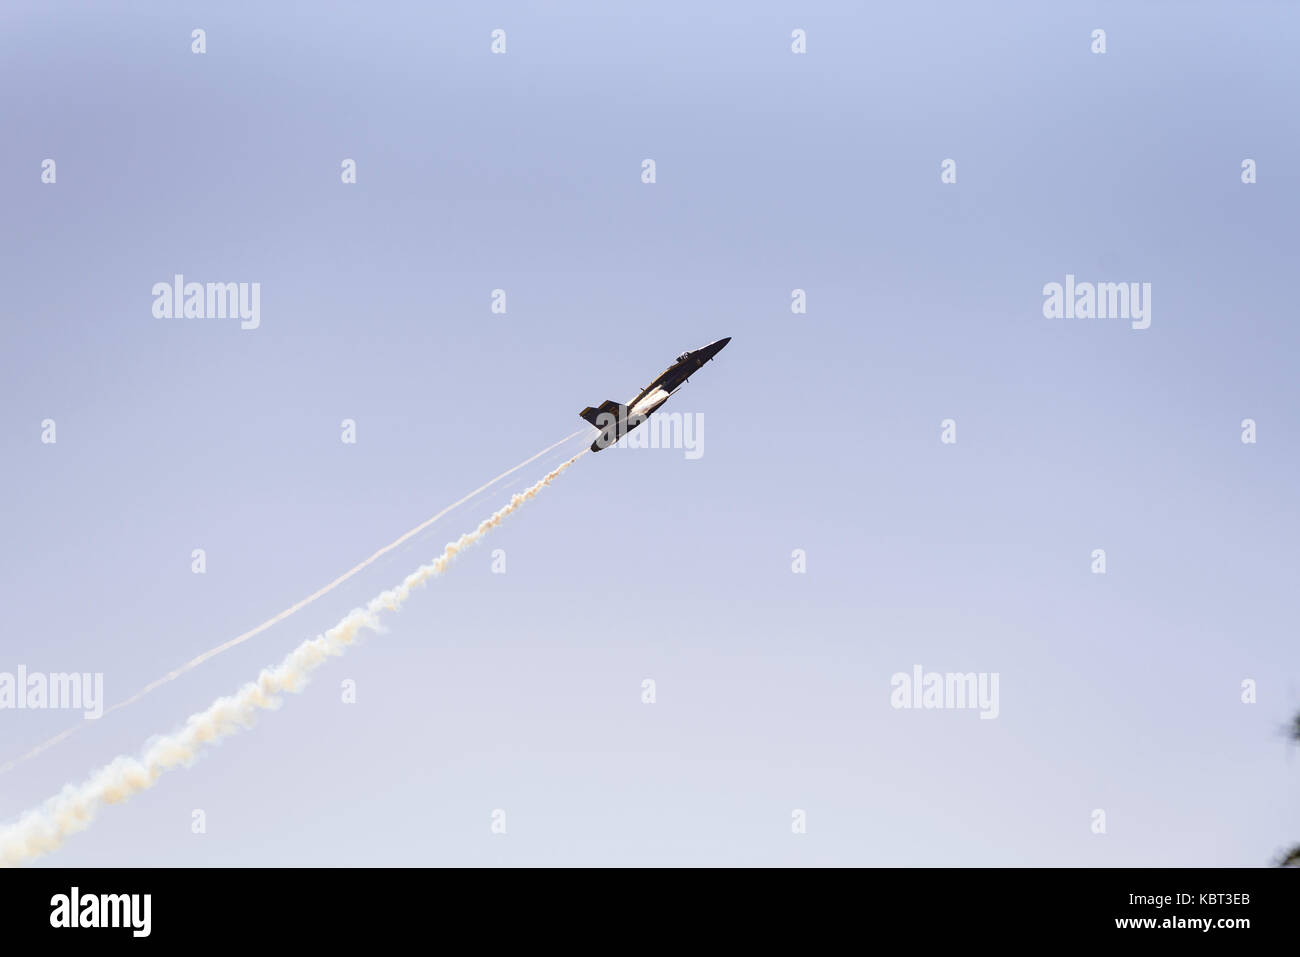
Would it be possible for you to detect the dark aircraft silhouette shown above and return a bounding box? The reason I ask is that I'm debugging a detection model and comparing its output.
[579,337,731,452]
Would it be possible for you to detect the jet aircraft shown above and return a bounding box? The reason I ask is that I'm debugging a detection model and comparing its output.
[579,337,731,452]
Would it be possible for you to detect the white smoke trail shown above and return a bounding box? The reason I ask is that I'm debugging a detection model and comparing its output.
[0,429,587,776]
[0,451,586,867]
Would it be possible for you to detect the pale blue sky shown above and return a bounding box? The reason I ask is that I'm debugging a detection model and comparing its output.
[1,0,1297,865]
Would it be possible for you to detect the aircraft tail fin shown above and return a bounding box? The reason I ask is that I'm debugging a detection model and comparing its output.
[579,400,621,427]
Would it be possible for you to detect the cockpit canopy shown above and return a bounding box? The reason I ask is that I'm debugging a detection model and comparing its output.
[676,352,691,363]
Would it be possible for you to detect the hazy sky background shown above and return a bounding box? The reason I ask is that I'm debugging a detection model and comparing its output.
[1,0,1297,866]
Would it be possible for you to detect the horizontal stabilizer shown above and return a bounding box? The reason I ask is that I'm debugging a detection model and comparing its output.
[579,399,622,427]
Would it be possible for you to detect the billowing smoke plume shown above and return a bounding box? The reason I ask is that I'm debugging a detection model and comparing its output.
[0,451,585,867]
[0,429,586,776]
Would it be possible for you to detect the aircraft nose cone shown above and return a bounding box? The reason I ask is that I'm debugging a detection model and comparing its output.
[691,337,730,363]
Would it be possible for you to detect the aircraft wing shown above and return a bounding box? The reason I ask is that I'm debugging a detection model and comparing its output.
[629,386,673,416]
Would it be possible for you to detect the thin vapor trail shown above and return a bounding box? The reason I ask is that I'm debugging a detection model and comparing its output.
[0,451,586,867]
[0,430,587,777]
